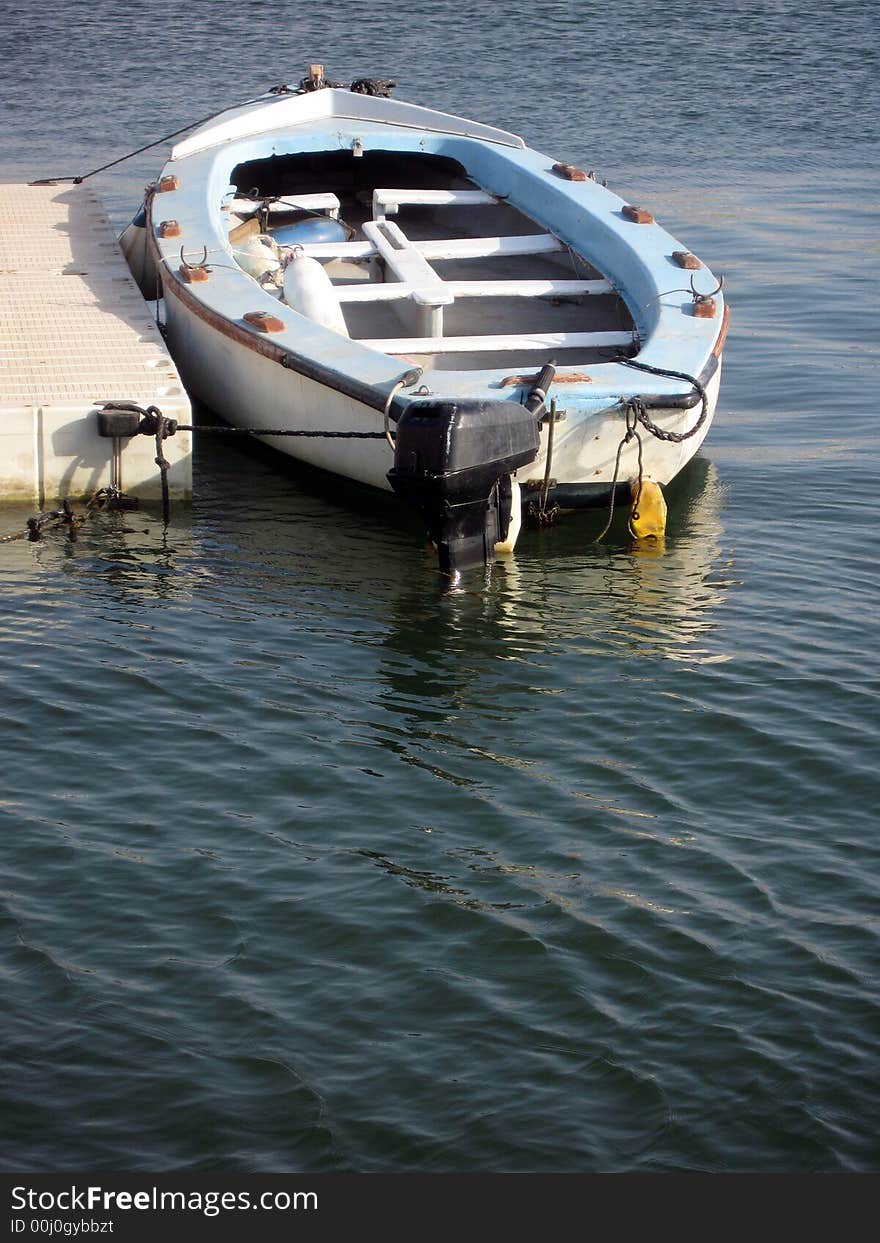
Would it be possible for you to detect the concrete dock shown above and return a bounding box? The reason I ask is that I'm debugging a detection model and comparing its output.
[0,182,191,505]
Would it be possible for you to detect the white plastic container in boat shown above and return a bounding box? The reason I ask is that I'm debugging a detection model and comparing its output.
[282,248,349,336]
[232,233,280,280]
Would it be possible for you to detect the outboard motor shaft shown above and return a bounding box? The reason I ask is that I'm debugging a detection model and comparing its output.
[388,397,541,575]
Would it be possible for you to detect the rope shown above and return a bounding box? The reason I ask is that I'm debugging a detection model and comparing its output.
[627,424,645,541]
[1,499,84,544]
[383,380,409,450]
[151,408,171,525]
[540,400,557,514]
[3,488,150,546]
[525,400,560,529]
[30,95,270,185]
[297,74,397,97]
[592,402,642,544]
[592,355,706,544]
[350,78,397,98]
[3,385,401,542]
[30,76,397,185]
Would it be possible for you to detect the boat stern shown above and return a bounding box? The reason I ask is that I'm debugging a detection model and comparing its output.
[388,395,540,574]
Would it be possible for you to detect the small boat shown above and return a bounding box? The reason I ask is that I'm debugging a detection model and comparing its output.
[122,65,728,572]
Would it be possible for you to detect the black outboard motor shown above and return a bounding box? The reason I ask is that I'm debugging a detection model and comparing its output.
[388,391,544,574]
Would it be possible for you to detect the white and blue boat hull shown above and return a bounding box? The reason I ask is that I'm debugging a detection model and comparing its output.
[131,78,728,569]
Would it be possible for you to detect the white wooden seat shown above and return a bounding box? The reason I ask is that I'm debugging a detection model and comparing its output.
[361,221,452,304]
[299,240,376,260]
[417,234,564,260]
[335,278,613,303]
[291,209,580,341]
[230,192,341,219]
[361,219,452,336]
[446,277,612,298]
[297,232,564,263]
[373,188,498,219]
[357,330,634,355]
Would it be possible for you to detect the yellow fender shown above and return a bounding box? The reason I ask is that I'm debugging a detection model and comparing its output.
[629,477,667,541]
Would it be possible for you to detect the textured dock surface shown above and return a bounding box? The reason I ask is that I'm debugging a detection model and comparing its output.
[0,182,191,502]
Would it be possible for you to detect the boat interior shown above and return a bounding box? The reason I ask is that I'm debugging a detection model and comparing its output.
[228,150,636,372]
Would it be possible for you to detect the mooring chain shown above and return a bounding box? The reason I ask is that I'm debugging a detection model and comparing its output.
[0,396,396,544]
[100,401,387,442]
[1,500,83,544]
[593,355,708,541]
[616,359,710,444]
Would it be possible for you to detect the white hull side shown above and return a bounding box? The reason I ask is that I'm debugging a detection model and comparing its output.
[164,293,396,489]
[166,291,721,501]
[522,365,722,494]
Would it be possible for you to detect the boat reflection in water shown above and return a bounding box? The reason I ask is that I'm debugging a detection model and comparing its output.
[1,435,732,673]
[521,455,733,666]
[382,455,734,682]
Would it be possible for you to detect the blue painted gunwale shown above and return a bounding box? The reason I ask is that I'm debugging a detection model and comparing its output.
[150,93,726,424]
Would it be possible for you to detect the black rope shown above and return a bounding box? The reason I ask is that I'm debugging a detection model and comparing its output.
[152,409,171,525]
[3,399,389,543]
[350,78,397,98]
[30,94,271,185]
[540,400,557,515]
[593,403,642,544]
[525,400,560,529]
[593,357,706,544]
[627,423,645,541]
[297,74,396,97]
[31,74,399,185]
[298,73,345,91]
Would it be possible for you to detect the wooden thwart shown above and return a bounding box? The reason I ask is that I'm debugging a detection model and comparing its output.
[357,330,634,354]
[372,188,498,218]
[361,218,452,335]
[335,277,613,303]
[299,232,564,263]
[229,192,341,219]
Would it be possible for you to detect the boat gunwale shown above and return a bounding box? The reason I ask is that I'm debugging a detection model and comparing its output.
[150,206,724,424]
[146,198,416,416]
[151,114,727,413]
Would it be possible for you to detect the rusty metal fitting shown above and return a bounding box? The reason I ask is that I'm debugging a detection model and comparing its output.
[692,298,717,318]
[242,311,285,333]
[552,163,588,182]
[179,265,209,283]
